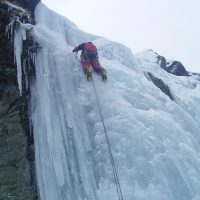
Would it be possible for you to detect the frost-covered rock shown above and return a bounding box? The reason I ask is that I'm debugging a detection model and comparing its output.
[7,0,40,13]
[137,49,189,76]
[165,60,188,76]
[0,1,38,199]
[145,72,174,101]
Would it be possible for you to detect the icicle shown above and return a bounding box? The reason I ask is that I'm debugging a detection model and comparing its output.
[4,0,33,95]
[14,26,24,95]
[23,58,29,91]
[5,17,20,43]
[13,22,33,95]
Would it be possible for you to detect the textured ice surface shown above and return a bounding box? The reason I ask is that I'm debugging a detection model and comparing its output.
[14,2,200,200]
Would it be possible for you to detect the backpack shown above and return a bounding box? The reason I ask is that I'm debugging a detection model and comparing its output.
[83,43,97,59]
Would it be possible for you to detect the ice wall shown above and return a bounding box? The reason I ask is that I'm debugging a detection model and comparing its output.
[13,2,200,200]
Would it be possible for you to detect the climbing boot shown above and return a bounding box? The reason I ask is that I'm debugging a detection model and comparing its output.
[85,67,92,81]
[101,69,107,82]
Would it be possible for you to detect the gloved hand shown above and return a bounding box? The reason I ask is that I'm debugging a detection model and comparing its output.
[72,49,76,53]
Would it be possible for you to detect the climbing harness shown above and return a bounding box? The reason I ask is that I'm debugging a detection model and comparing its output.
[91,79,124,200]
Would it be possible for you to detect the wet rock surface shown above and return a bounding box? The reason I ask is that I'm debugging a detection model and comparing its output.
[0,0,39,199]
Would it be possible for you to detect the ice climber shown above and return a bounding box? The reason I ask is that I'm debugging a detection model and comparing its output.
[72,42,107,81]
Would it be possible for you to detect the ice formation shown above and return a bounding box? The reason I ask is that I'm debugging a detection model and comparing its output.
[13,2,200,200]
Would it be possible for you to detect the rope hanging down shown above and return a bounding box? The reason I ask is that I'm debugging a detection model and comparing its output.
[91,79,124,200]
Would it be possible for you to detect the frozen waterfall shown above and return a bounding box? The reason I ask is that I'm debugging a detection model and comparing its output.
[13,2,200,200]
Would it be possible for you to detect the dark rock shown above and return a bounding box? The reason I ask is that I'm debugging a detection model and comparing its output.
[157,55,166,69]
[22,0,40,13]
[166,61,189,76]
[145,72,174,101]
[190,72,200,76]
[0,1,38,199]
[157,55,189,76]
[5,0,41,19]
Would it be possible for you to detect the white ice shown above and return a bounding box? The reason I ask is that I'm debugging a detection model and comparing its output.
[14,2,200,200]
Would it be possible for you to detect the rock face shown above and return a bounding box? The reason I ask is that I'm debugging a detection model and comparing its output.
[145,72,174,101]
[136,50,192,101]
[0,0,39,199]
[137,49,189,77]
[22,0,40,13]
[157,55,189,76]
[7,0,40,13]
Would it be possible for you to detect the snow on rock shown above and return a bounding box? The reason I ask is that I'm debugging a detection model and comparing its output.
[5,0,26,13]
[12,2,200,200]
[137,49,188,76]
[5,0,33,95]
